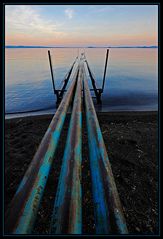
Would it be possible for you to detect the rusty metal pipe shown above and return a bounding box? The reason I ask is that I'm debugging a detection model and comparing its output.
[83,62,128,234]
[5,66,79,234]
[50,64,82,234]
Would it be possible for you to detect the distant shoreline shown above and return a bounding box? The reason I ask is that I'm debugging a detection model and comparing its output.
[5,45,158,49]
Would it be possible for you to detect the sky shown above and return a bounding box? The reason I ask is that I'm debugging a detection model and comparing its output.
[5,5,158,47]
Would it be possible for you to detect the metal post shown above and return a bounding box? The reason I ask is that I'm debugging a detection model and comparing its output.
[5,67,79,234]
[102,49,109,93]
[57,58,77,102]
[51,64,82,234]
[83,63,128,234]
[85,60,102,104]
[48,50,59,99]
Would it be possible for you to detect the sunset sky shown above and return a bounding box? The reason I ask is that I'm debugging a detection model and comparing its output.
[5,5,158,47]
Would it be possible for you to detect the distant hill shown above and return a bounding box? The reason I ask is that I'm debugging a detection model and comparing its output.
[6,45,158,49]
[6,46,59,48]
[108,46,158,48]
[88,46,158,48]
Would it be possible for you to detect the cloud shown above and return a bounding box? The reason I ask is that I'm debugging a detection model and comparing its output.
[64,8,74,19]
[5,5,65,38]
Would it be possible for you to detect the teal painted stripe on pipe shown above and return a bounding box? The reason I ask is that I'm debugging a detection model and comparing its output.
[5,67,79,234]
[83,62,128,234]
[50,64,82,234]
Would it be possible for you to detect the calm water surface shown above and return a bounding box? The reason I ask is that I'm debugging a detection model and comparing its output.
[5,48,158,118]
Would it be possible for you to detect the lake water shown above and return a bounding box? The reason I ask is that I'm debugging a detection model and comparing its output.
[5,48,158,118]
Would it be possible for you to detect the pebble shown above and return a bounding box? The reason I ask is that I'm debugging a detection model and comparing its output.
[137,149,143,153]
[135,227,140,232]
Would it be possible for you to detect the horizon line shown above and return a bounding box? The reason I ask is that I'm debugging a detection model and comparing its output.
[5,45,158,49]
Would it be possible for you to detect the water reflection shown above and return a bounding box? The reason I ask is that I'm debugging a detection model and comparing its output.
[5,48,158,116]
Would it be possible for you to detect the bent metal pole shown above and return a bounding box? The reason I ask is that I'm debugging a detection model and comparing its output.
[82,62,128,234]
[5,66,79,234]
[50,64,82,234]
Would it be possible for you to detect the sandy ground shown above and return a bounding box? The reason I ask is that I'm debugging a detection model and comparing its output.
[5,111,158,235]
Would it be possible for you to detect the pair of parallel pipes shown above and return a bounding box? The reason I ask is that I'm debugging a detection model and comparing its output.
[5,56,128,235]
[5,66,80,234]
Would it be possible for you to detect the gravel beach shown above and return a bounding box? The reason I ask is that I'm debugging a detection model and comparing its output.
[5,111,158,235]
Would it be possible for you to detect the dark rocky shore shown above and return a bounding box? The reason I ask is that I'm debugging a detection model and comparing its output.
[5,111,158,235]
